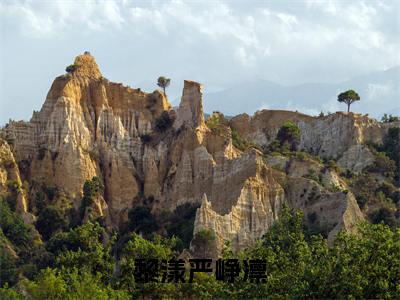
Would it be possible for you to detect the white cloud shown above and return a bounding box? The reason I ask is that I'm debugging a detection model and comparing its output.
[366,83,394,101]
[0,0,399,123]
[277,13,298,27]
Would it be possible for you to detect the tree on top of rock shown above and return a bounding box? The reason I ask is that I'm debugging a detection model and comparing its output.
[157,76,171,96]
[337,90,360,113]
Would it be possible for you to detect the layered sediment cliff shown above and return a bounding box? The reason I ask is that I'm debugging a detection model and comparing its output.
[2,52,396,253]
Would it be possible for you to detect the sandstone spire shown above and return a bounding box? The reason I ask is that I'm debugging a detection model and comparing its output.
[72,51,102,79]
[174,80,205,129]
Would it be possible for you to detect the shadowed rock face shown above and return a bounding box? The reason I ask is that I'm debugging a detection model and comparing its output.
[2,52,393,253]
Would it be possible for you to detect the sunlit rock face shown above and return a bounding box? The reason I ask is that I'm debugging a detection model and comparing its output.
[4,52,392,252]
[230,110,398,172]
[174,80,205,129]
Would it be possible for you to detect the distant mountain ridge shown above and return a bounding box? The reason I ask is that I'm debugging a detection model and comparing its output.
[203,66,400,119]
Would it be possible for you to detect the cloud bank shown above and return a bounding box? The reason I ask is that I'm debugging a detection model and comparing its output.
[0,0,399,123]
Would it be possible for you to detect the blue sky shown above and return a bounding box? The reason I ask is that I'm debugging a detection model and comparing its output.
[0,0,399,123]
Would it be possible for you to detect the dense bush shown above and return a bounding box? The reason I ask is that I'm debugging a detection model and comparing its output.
[80,177,104,216]
[155,111,173,132]
[369,206,399,228]
[65,64,77,73]
[277,121,301,151]
[44,186,57,201]
[128,206,158,236]
[381,113,399,123]
[36,206,67,240]
[48,222,114,283]
[165,203,199,251]
[230,128,250,151]
[0,199,49,286]
[191,229,217,257]
[370,127,400,182]
[0,200,35,251]
[11,268,129,300]
[2,205,400,299]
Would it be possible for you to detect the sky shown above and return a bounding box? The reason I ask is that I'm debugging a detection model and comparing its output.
[0,0,399,124]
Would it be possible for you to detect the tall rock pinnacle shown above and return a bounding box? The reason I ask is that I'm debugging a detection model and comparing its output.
[174,80,205,129]
[72,52,102,79]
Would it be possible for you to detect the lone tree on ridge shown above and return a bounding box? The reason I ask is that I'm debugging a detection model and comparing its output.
[157,76,171,96]
[337,90,360,113]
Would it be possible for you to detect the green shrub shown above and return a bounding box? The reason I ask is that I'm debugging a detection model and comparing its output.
[377,181,400,204]
[355,194,368,209]
[304,169,320,184]
[165,203,199,251]
[0,199,36,251]
[0,240,18,287]
[325,159,340,172]
[295,151,306,161]
[231,128,250,151]
[369,207,398,229]
[191,229,216,257]
[277,121,301,151]
[80,177,103,219]
[35,191,46,214]
[381,114,399,123]
[155,111,173,132]
[370,127,400,182]
[36,206,67,240]
[330,184,342,192]
[45,186,57,201]
[65,64,77,73]
[206,113,229,136]
[128,206,158,236]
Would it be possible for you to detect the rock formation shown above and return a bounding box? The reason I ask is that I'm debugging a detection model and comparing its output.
[229,110,398,172]
[2,52,396,254]
[174,80,205,129]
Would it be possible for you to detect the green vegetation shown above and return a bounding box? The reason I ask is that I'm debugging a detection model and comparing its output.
[80,177,104,217]
[128,205,158,236]
[381,113,399,123]
[44,186,57,201]
[369,206,399,228]
[191,229,217,257]
[231,128,252,151]
[65,64,77,74]
[268,121,301,153]
[155,111,173,132]
[337,89,360,112]
[367,126,400,184]
[206,112,260,152]
[303,168,322,185]
[157,76,171,95]
[206,112,229,136]
[277,121,301,147]
[36,205,68,240]
[0,198,50,287]
[165,203,199,251]
[2,197,400,298]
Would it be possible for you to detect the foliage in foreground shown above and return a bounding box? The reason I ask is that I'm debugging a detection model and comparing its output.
[1,199,399,299]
